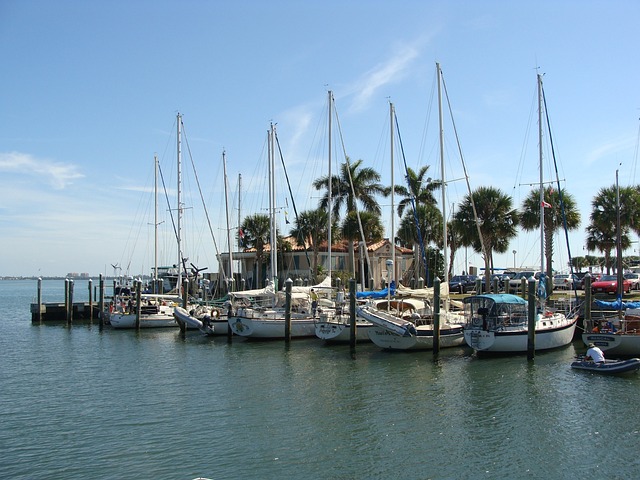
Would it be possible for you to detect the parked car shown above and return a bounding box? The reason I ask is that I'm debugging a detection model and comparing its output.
[580,273,601,290]
[448,275,478,294]
[591,274,632,294]
[480,273,510,292]
[508,271,540,293]
[624,272,640,291]
[552,273,579,290]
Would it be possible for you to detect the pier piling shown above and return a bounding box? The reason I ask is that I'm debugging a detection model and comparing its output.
[37,277,42,323]
[284,278,292,343]
[99,274,105,328]
[433,277,441,356]
[349,279,356,354]
[527,278,536,360]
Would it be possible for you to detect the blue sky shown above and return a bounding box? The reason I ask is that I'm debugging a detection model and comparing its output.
[1,0,639,278]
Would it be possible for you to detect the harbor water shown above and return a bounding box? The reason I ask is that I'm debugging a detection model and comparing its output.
[1,279,639,479]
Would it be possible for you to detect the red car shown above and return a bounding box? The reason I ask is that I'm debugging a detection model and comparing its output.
[591,274,632,294]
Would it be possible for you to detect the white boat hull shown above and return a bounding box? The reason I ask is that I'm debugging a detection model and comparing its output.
[314,317,373,342]
[109,308,177,329]
[465,314,577,352]
[367,324,465,350]
[228,309,316,338]
[582,332,640,357]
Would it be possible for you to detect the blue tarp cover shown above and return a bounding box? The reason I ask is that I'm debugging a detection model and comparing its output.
[594,296,640,310]
[356,281,396,299]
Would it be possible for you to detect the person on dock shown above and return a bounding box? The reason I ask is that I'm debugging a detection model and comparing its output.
[585,343,605,364]
[310,289,318,317]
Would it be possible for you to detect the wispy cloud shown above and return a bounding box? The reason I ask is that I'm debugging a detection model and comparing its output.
[585,136,634,166]
[348,39,425,113]
[0,151,84,189]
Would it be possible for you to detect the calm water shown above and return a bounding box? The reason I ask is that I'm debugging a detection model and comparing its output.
[1,279,639,479]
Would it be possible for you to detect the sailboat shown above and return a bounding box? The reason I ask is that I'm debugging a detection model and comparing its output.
[227,123,319,339]
[582,170,640,356]
[358,64,467,351]
[110,119,187,329]
[313,90,375,343]
[463,73,577,352]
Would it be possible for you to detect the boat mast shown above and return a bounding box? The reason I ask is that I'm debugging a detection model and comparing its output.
[390,101,396,288]
[437,63,448,285]
[537,74,545,279]
[154,153,159,289]
[328,90,333,281]
[616,169,623,302]
[223,150,234,292]
[269,123,278,290]
[176,113,183,292]
[238,173,242,283]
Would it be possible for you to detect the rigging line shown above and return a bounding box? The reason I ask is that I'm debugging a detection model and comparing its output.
[542,81,579,303]
[394,111,429,282]
[273,130,312,271]
[179,123,225,278]
[332,97,373,277]
[441,70,489,267]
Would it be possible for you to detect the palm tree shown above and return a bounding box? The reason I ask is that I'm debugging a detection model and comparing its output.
[239,213,270,288]
[341,210,385,280]
[312,158,384,274]
[288,208,331,282]
[396,202,443,284]
[586,185,639,274]
[453,186,519,288]
[519,186,581,278]
[388,165,441,218]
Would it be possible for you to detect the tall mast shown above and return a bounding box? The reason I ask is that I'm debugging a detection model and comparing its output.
[154,153,158,286]
[327,90,333,281]
[223,150,234,292]
[176,113,183,291]
[238,173,242,281]
[390,101,396,286]
[437,63,448,284]
[537,74,544,276]
[268,124,277,289]
[616,169,623,301]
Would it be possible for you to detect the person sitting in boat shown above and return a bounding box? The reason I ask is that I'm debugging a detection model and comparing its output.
[585,343,605,364]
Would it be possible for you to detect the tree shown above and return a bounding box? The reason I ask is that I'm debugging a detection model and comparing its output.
[341,210,385,280]
[453,186,519,288]
[239,213,270,288]
[519,186,581,278]
[289,208,332,282]
[312,158,384,274]
[396,202,443,284]
[388,165,441,218]
[586,185,639,274]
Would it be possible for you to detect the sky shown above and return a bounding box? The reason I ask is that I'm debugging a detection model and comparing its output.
[1,0,640,278]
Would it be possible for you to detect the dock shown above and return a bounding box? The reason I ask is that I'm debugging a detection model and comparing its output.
[30,301,102,322]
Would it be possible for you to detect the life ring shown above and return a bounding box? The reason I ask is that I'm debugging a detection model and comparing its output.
[472,318,482,327]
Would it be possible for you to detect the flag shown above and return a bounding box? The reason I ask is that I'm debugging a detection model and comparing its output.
[238,228,245,246]
[541,200,552,208]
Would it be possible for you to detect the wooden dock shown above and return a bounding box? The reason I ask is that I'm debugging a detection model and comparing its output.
[31,276,107,324]
[30,301,102,322]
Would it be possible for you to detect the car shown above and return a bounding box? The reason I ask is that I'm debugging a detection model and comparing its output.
[580,273,602,290]
[624,272,640,291]
[591,274,632,294]
[508,271,540,294]
[448,275,478,294]
[480,273,510,292]
[552,273,579,290]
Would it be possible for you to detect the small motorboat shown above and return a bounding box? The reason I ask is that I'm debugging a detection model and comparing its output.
[571,357,640,375]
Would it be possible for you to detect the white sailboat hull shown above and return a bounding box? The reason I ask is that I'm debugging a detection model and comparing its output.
[367,324,465,350]
[228,308,316,339]
[582,332,640,357]
[465,313,577,352]
[314,314,373,342]
[109,305,177,329]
